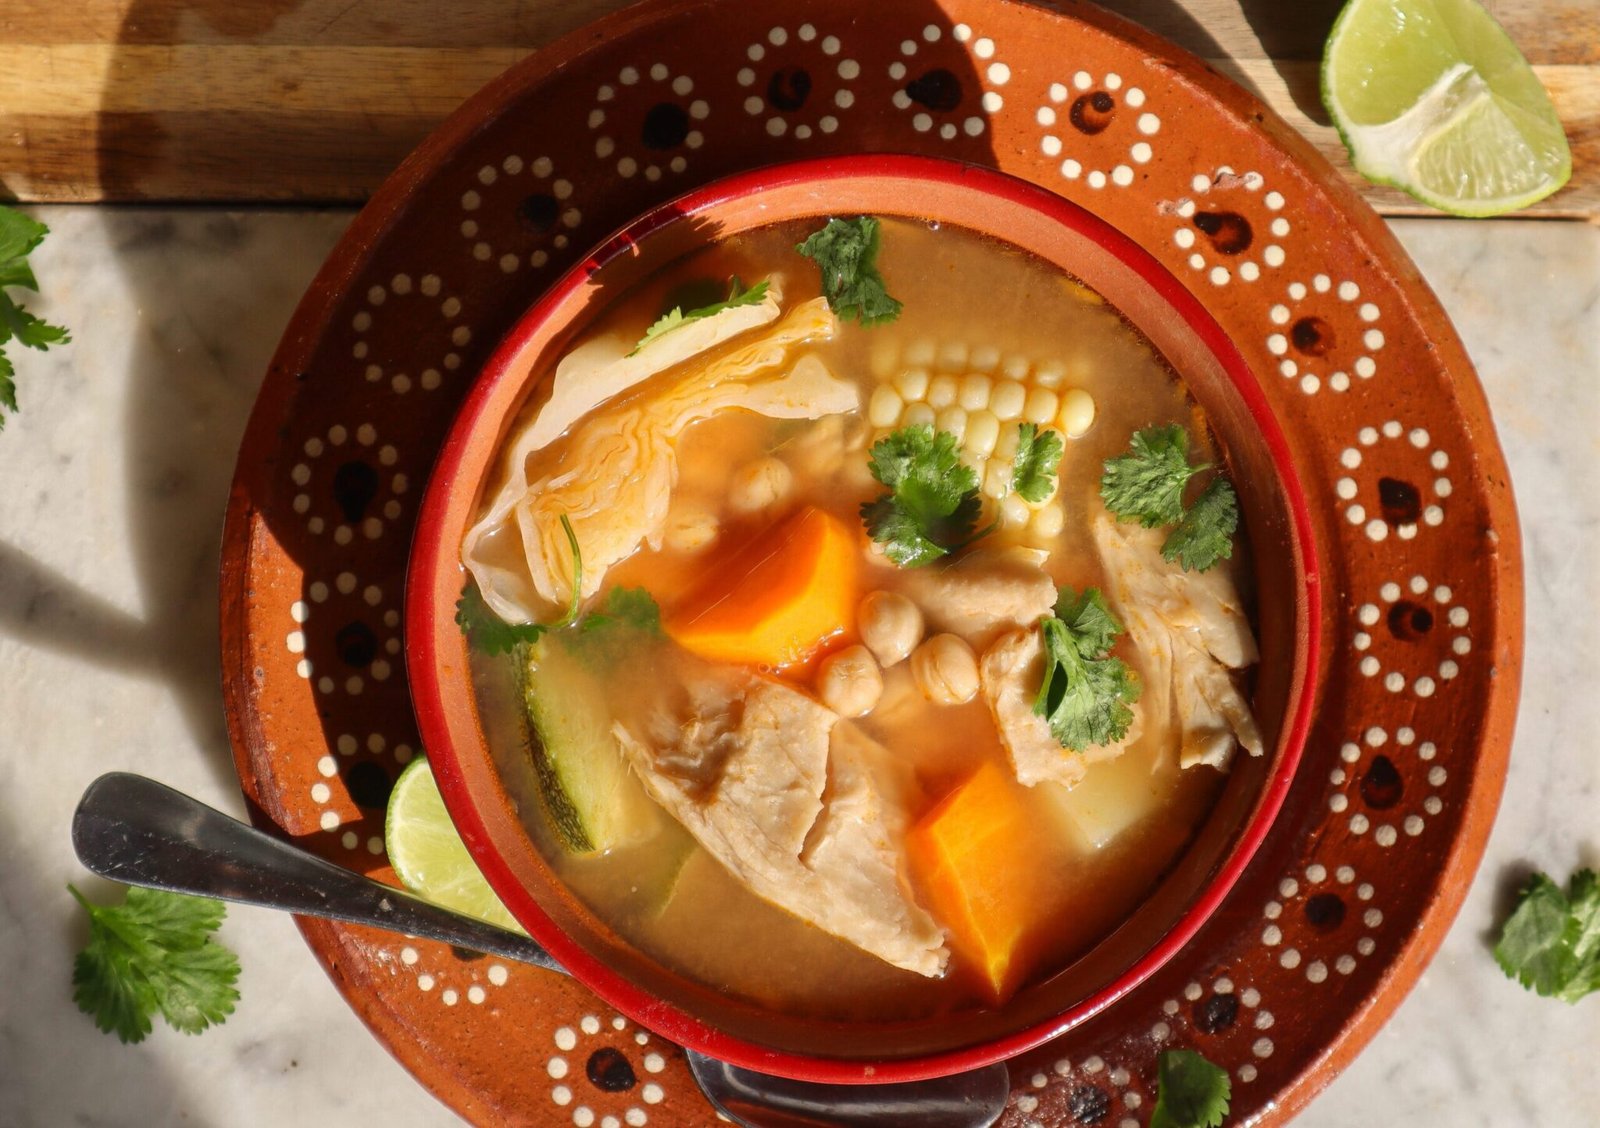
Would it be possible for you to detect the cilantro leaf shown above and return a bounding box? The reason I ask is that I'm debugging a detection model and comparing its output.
[632,277,769,354]
[0,205,70,429]
[1100,424,1203,527]
[579,586,662,637]
[1151,1049,1231,1128]
[1163,476,1239,572]
[457,515,583,654]
[1033,587,1141,751]
[860,425,988,566]
[1102,425,1238,572]
[1495,868,1600,1003]
[1054,586,1123,658]
[455,583,550,656]
[1011,423,1064,503]
[795,217,903,326]
[69,884,241,1044]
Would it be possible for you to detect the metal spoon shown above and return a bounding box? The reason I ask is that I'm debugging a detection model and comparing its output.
[71,772,1010,1128]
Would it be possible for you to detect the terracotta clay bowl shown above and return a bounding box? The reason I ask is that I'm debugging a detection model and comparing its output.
[406,153,1321,1085]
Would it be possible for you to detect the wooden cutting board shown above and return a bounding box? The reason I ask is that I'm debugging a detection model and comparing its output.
[1,0,1591,206]
[1,0,1594,213]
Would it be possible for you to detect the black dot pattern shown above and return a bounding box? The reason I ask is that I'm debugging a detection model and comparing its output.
[906,68,962,111]
[641,103,690,150]
[1068,90,1116,134]
[1305,892,1347,932]
[335,621,378,667]
[1066,1084,1110,1124]
[1361,755,1403,809]
[1291,315,1335,356]
[1196,991,1238,1033]
[518,194,560,233]
[586,1047,637,1092]
[766,67,812,111]
[332,460,378,523]
[1378,477,1422,524]
[344,760,393,811]
[1387,599,1434,641]
[1193,211,1253,255]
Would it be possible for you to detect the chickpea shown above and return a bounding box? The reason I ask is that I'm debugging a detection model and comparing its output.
[729,456,793,515]
[817,645,884,718]
[911,633,980,706]
[664,507,718,553]
[858,591,923,668]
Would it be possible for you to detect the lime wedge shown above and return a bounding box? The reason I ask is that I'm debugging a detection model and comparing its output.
[1322,0,1570,216]
[385,757,524,933]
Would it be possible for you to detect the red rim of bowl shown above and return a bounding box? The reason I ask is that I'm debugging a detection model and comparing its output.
[408,153,1322,1084]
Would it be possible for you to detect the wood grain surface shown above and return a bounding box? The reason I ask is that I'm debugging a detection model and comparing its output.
[1,1,1592,206]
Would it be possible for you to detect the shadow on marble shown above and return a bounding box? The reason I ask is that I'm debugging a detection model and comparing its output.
[0,796,202,1127]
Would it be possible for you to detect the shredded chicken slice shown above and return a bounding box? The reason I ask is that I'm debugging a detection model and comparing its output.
[980,628,1139,788]
[1091,514,1263,769]
[615,672,948,977]
[899,546,1058,647]
[463,298,852,623]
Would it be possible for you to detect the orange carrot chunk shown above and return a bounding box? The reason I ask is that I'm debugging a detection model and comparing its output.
[665,506,858,670]
[907,760,1042,1002]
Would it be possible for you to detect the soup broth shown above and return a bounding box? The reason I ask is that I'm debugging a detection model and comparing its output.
[467,216,1258,1024]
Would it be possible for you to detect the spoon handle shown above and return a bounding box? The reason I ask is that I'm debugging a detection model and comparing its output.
[71,771,563,973]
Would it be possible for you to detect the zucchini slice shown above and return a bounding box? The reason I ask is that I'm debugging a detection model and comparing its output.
[517,638,661,855]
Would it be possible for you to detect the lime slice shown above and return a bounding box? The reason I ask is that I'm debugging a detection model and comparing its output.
[1322,0,1570,216]
[385,757,524,933]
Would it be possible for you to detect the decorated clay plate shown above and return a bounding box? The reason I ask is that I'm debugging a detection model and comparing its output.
[220,0,1521,1123]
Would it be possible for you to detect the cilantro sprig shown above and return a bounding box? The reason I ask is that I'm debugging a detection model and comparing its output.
[795,216,902,326]
[860,425,991,566]
[1150,1049,1231,1128]
[632,276,769,354]
[1100,424,1239,572]
[69,884,241,1044]
[1033,587,1141,751]
[457,515,664,655]
[0,206,71,429]
[1495,867,1600,1003]
[1010,422,1064,503]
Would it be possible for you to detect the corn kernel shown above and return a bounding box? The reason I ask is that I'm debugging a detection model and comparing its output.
[983,458,1011,498]
[995,423,1021,459]
[969,345,1001,373]
[1033,503,1065,538]
[903,402,936,428]
[1059,388,1096,438]
[904,338,936,367]
[1023,388,1059,425]
[1001,354,1031,381]
[966,410,1001,456]
[958,373,993,411]
[991,380,1027,421]
[868,384,904,429]
[1033,363,1066,389]
[1000,493,1030,527]
[927,374,959,410]
[935,405,968,442]
[896,367,930,401]
[937,341,969,372]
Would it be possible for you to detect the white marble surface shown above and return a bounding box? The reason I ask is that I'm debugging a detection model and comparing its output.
[0,209,1594,1126]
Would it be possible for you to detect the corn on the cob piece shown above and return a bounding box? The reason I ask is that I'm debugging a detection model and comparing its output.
[868,340,1098,532]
